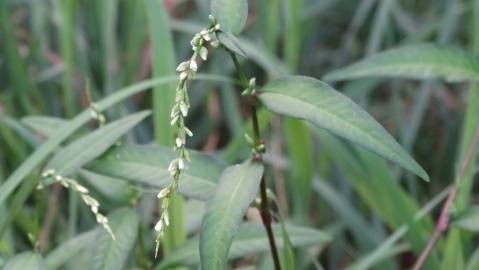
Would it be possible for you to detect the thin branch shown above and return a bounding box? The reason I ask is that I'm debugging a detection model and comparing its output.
[228,51,282,270]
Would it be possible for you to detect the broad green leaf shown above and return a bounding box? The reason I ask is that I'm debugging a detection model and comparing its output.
[440,230,464,270]
[91,208,140,270]
[79,170,129,203]
[218,31,247,58]
[22,116,67,137]
[324,44,479,82]
[453,206,479,231]
[86,144,226,201]
[211,0,248,35]
[157,222,331,269]
[259,76,429,181]
[45,230,97,270]
[4,252,45,270]
[46,111,151,176]
[200,161,264,270]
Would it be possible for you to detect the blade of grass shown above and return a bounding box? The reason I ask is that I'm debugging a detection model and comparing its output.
[60,0,77,117]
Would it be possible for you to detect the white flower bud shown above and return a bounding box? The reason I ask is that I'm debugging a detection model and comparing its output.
[189,60,197,72]
[184,126,193,137]
[154,220,163,232]
[199,47,208,60]
[176,61,189,72]
[176,137,183,148]
[179,102,188,117]
[157,188,170,199]
[178,158,185,170]
[179,71,188,80]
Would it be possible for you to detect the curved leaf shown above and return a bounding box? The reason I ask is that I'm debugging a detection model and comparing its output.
[324,44,479,82]
[91,208,140,270]
[86,144,226,200]
[21,116,67,137]
[157,222,331,269]
[453,206,479,231]
[259,76,429,181]
[211,0,248,35]
[200,161,264,270]
[46,111,151,176]
[4,252,45,270]
[218,31,247,58]
[45,230,97,270]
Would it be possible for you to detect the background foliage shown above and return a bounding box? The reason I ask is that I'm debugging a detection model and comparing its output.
[1,0,479,269]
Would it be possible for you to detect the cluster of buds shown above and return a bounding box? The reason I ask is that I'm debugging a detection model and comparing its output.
[89,103,106,127]
[41,169,115,240]
[154,15,221,256]
[241,77,257,96]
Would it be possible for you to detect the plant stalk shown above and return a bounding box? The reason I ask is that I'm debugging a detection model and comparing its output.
[228,51,281,270]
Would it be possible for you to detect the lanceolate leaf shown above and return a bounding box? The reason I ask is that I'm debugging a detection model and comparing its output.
[211,0,248,35]
[324,44,479,82]
[217,31,247,58]
[453,206,479,231]
[200,161,264,270]
[46,111,151,176]
[86,144,226,201]
[157,223,331,269]
[3,252,45,270]
[259,76,429,181]
[45,230,97,270]
[21,116,67,137]
[91,208,140,270]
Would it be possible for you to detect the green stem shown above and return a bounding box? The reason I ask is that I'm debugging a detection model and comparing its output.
[228,51,282,270]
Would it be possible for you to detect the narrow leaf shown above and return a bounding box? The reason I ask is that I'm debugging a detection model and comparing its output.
[22,116,67,137]
[45,230,97,270]
[259,76,429,181]
[200,161,264,270]
[324,44,479,82]
[453,206,479,231]
[91,208,140,270]
[46,111,150,176]
[211,0,248,34]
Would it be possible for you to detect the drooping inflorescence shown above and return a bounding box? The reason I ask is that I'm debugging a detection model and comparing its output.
[41,169,115,240]
[153,15,221,257]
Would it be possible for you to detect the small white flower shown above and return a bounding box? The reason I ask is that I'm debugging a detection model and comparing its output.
[176,137,183,148]
[75,184,89,194]
[203,33,211,42]
[157,188,170,199]
[170,115,179,126]
[179,102,188,117]
[184,126,193,137]
[199,47,208,60]
[54,175,63,181]
[167,160,177,176]
[42,169,55,178]
[96,214,107,224]
[154,220,163,232]
[179,71,188,80]
[189,60,198,72]
[178,158,185,170]
[164,214,170,226]
[176,61,189,72]
[215,24,221,30]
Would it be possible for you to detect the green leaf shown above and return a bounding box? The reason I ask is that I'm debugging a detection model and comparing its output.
[211,0,248,35]
[45,230,97,270]
[91,208,140,270]
[200,161,264,270]
[86,144,226,201]
[4,252,45,270]
[157,222,331,269]
[79,170,129,203]
[0,76,178,208]
[21,116,67,137]
[46,111,151,176]
[324,44,479,82]
[453,206,479,231]
[218,31,247,58]
[259,76,429,181]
